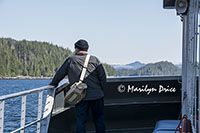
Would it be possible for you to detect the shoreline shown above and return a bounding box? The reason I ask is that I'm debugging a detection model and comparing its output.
[0,76,53,79]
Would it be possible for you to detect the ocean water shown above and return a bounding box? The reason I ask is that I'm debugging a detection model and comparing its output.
[0,79,52,133]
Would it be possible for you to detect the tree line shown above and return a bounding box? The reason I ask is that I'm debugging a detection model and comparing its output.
[0,38,181,77]
[0,38,117,77]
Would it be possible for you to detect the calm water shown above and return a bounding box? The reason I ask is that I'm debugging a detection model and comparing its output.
[0,79,52,133]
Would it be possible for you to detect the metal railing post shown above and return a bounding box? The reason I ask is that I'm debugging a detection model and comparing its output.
[181,1,198,132]
[0,100,4,133]
[40,87,56,133]
[20,95,26,133]
[37,91,43,133]
[192,0,199,131]
[198,1,200,131]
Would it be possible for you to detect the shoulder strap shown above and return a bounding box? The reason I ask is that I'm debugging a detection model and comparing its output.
[79,54,90,82]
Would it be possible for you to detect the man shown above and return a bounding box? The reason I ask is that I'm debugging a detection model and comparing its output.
[49,39,106,133]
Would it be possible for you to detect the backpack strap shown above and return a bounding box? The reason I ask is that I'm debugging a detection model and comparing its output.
[79,54,90,83]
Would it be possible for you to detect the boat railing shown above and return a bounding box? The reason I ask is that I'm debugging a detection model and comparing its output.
[0,85,56,133]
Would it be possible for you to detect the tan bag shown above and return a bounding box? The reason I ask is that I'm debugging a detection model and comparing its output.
[64,55,90,105]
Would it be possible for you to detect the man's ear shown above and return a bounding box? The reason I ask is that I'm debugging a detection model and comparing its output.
[75,48,79,53]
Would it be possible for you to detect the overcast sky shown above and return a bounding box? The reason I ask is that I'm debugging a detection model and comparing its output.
[0,0,182,64]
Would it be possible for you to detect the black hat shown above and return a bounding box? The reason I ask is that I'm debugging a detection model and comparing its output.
[74,39,89,51]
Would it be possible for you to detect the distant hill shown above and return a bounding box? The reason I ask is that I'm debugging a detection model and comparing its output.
[112,61,146,70]
[116,61,181,76]
[0,38,117,77]
[130,61,181,76]
[116,69,136,76]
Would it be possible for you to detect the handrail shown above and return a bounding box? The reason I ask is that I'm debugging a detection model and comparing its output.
[55,83,70,95]
[0,84,56,133]
[11,117,45,133]
[0,85,54,101]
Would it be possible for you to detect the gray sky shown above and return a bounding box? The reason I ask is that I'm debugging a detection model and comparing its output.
[0,0,182,64]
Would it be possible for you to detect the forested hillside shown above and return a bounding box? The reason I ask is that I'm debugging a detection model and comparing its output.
[0,38,72,76]
[103,63,117,76]
[130,61,181,76]
[117,61,181,76]
[0,38,117,77]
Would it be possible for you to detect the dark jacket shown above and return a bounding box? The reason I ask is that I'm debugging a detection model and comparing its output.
[49,53,106,100]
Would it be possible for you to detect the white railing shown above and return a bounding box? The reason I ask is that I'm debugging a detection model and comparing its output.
[0,85,55,133]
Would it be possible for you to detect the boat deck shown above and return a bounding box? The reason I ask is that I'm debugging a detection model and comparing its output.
[49,76,181,133]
